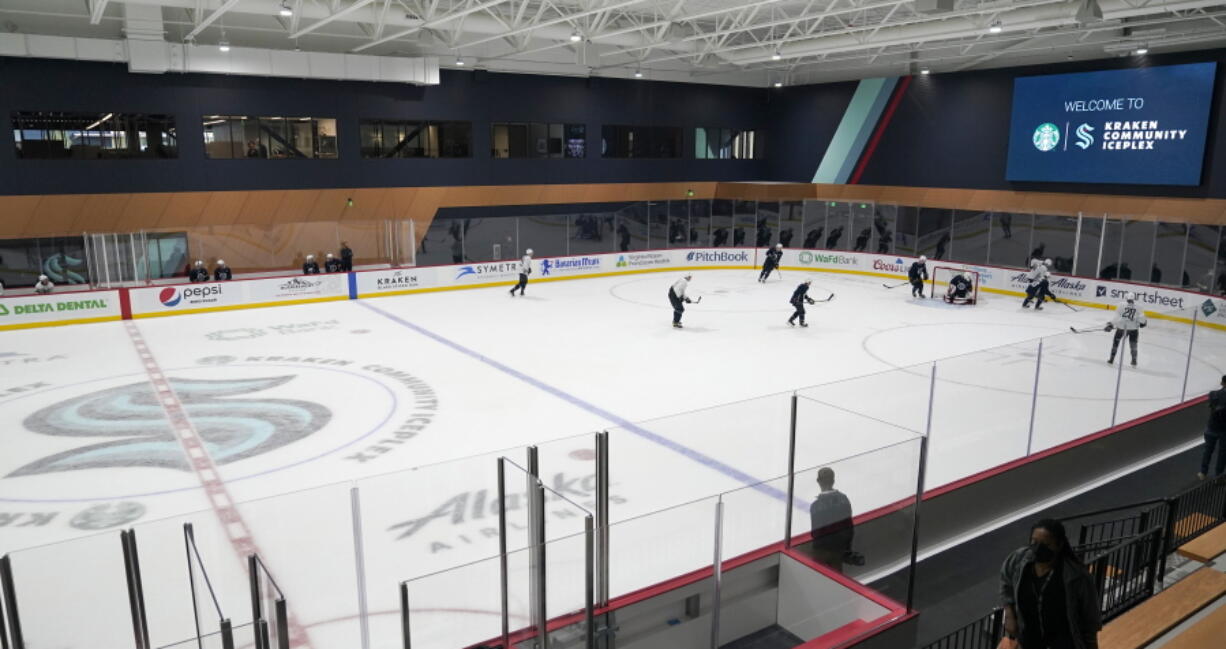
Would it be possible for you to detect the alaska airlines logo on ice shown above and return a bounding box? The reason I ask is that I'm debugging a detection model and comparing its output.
[872,258,907,273]
[455,262,516,280]
[687,251,749,263]
[1075,123,1095,150]
[8,376,329,477]
[1033,123,1061,152]
[159,285,222,308]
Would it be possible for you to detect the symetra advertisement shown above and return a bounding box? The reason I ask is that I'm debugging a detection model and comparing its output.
[1005,62,1217,186]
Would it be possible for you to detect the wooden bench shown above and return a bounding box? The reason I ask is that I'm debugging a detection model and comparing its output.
[1159,598,1226,649]
[1099,568,1226,649]
[1176,522,1226,564]
[1172,512,1216,540]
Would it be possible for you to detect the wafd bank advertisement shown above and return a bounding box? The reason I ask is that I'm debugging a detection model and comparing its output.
[1005,62,1217,186]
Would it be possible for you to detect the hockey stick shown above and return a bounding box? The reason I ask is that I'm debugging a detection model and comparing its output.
[882,281,909,289]
[691,296,702,304]
[1068,326,1103,334]
[1051,297,1079,312]
[814,293,836,303]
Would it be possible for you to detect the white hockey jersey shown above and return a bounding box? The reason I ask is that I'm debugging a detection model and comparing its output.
[671,277,689,299]
[519,255,532,274]
[1110,301,1148,331]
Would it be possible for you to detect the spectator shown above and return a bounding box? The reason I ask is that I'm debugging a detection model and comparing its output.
[245,141,260,158]
[809,467,854,574]
[34,274,54,295]
[213,259,232,281]
[1199,375,1226,480]
[302,254,320,275]
[324,253,342,273]
[1000,518,1101,649]
[188,260,210,282]
[340,241,353,271]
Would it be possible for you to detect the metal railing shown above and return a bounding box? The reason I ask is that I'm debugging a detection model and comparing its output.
[1088,526,1164,623]
[919,608,1003,649]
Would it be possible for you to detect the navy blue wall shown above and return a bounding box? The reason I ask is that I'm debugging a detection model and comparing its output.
[0,57,774,195]
[788,48,1226,198]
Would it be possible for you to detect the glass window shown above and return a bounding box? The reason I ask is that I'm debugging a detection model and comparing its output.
[1030,214,1078,273]
[733,200,756,248]
[614,203,648,252]
[528,123,548,158]
[690,200,711,247]
[1074,215,1103,277]
[802,200,826,250]
[825,202,852,250]
[1098,219,1125,279]
[1120,220,1155,283]
[668,200,689,248]
[711,199,734,247]
[518,214,567,257]
[1152,222,1187,287]
[951,210,990,265]
[418,218,461,266]
[602,125,682,158]
[565,124,585,158]
[756,201,779,248]
[849,202,875,253]
[916,208,952,260]
[1184,225,1218,291]
[13,111,177,159]
[694,127,763,159]
[359,119,469,158]
[203,116,336,159]
[780,201,803,250]
[987,212,1033,269]
[648,201,668,249]
[893,206,919,257]
[547,123,563,158]
[569,212,612,255]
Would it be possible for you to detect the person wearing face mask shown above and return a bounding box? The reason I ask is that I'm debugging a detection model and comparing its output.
[1000,519,1101,649]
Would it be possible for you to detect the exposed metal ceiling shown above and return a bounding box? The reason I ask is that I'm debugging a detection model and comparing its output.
[1,0,1225,87]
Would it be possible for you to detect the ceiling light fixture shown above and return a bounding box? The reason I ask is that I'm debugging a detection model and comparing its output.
[455,57,465,66]
[988,21,1003,34]
[773,81,783,88]
[219,40,230,52]
[570,31,582,43]
[1134,47,1148,55]
[771,49,782,61]
[633,69,643,78]
[280,2,293,17]
[920,68,930,75]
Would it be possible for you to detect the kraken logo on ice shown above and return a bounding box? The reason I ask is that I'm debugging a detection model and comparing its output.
[9,376,330,477]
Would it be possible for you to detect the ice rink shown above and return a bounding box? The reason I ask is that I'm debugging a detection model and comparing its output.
[2,267,1225,648]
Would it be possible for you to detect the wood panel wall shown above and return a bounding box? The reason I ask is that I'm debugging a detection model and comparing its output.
[5,181,1226,239]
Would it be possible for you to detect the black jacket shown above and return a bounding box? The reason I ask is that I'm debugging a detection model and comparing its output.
[1000,547,1101,649]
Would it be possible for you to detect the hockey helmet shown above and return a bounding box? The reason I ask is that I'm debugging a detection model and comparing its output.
[326,253,334,259]
[306,254,315,260]
[526,248,534,255]
[919,255,927,262]
[38,275,48,281]
[216,259,226,266]
[194,260,204,267]
[775,243,783,249]
[1045,258,1053,267]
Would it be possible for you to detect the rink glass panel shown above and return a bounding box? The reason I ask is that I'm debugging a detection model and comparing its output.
[647,201,669,250]
[950,210,990,266]
[824,202,852,251]
[1153,222,1189,287]
[1184,225,1219,291]
[1031,214,1078,273]
[734,199,757,249]
[517,214,568,258]
[689,199,713,247]
[668,199,690,249]
[849,202,875,254]
[893,205,920,257]
[614,203,649,252]
[915,208,952,262]
[757,200,781,248]
[779,201,803,250]
[464,215,520,261]
[1121,220,1158,284]
[801,200,827,250]
[987,212,1033,269]
[711,199,735,247]
[1074,215,1104,277]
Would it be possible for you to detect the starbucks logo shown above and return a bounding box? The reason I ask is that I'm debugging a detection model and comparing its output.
[1033,123,1061,152]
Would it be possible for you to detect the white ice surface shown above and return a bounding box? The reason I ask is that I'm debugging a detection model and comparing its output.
[1,269,1223,649]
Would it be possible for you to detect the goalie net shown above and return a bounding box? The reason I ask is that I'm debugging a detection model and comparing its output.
[931,266,980,304]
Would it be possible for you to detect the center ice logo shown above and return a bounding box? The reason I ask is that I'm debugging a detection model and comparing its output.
[159,287,181,307]
[9,376,329,477]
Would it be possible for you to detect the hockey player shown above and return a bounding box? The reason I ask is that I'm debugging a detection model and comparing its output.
[1021,259,1049,310]
[945,271,973,304]
[908,256,928,298]
[33,274,54,295]
[759,243,783,282]
[669,274,693,328]
[302,254,320,275]
[788,280,817,327]
[1105,294,1147,366]
[324,253,343,273]
[213,260,232,281]
[189,260,210,283]
[509,249,533,296]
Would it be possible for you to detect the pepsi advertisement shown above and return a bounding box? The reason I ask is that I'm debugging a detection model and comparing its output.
[1005,62,1217,186]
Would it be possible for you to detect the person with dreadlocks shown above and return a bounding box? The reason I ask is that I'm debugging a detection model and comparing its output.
[1000,518,1102,649]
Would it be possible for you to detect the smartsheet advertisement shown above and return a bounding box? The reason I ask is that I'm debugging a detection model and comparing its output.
[1005,62,1217,186]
